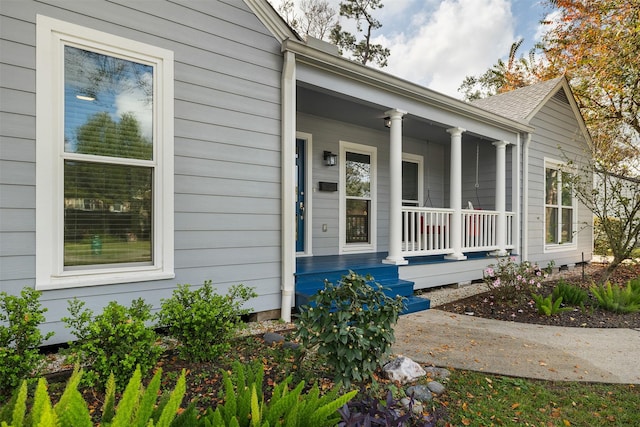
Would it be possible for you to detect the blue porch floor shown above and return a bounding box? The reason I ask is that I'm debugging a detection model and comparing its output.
[294,251,498,315]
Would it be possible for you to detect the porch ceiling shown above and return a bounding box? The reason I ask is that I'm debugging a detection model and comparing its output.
[298,84,452,143]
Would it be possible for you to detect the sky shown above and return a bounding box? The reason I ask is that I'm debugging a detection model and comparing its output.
[270,0,552,99]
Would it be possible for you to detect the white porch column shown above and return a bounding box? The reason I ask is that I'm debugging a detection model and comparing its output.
[492,140,509,256]
[445,127,467,260]
[383,109,408,265]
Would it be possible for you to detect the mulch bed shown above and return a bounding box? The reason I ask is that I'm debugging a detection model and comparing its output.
[437,263,640,329]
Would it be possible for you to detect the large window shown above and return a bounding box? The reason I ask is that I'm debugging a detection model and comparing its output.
[36,16,174,289]
[545,161,575,248]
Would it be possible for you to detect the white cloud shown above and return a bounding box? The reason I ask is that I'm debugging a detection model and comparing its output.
[380,0,516,98]
[115,72,153,141]
[270,0,519,98]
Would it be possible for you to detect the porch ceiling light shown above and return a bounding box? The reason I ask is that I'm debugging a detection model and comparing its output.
[384,117,392,128]
[323,151,337,166]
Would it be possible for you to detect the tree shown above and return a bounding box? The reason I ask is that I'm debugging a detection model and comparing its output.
[329,0,390,67]
[458,39,550,101]
[276,0,337,40]
[542,0,640,167]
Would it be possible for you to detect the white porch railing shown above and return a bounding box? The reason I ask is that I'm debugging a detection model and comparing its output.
[401,207,514,257]
[401,207,454,256]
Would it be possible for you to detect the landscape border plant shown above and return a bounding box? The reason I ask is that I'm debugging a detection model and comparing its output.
[0,288,54,394]
[551,280,588,307]
[483,256,552,301]
[157,281,257,362]
[295,271,405,387]
[531,293,571,316]
[590,277,640,313]
[62,298,161,390]
[169,360,357,426]
[0,365,186,427]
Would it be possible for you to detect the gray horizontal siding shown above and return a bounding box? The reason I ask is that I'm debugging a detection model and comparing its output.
[526,98,593,266]
[1,0,285,343]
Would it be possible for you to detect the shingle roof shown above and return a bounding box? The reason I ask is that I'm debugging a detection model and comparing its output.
[471,77,565,122]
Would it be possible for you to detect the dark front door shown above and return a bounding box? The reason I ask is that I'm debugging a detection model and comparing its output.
[296,138,305,252]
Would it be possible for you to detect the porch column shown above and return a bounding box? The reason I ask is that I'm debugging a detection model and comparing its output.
[445,127,467,260]
[492,140,509,256]
[383,109,408,265]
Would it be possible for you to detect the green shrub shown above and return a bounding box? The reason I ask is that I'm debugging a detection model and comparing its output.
[551,280,588,306]
[62,298,161,390]
[531,293,571,316]
[590,279,640,313]
[173,360,356,427]
[295,271,405,387]
[0,288,54,394]
[0,365,186,427]
[483,257,552,301]
[157,281,257,362]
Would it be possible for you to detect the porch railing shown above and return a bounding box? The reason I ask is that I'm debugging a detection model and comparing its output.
[401,207,454,256]
[401,207,514,257]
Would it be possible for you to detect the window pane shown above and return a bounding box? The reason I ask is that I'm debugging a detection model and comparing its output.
[561,208,573,243]
[64,161,152,266]
[545,168,557,205]
[346,152,371,197]
[546,207,558,244]
[64,46,153,160]
[561,172,572,206]
[346,199,369,243]
[402,161,419,202]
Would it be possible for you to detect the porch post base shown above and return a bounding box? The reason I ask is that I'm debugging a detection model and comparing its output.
[444,253,467,261]
[382,256,408,266]
[489,249,509,257]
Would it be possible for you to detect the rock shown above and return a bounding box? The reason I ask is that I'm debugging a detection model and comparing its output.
[423,366,450,380]
[427,381,446,396]
[283,341,300,350]
[406,385,433,402]
[383,356,426,384]
[263,332,285,345]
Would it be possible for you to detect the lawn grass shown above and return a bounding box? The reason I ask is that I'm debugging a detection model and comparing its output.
[440,370,639,426]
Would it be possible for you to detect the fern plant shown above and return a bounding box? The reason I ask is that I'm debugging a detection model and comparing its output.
[531,293,571,316]
[590,279,640,313]
[551,280,588,306]
[173,360,356,427]
[0,366,186,427]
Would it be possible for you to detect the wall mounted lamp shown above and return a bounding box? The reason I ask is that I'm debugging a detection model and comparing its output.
[384,117,392,128]
[323,151,337,166]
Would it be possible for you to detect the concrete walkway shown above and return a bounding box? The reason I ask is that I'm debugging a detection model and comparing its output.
[391,309,640,384]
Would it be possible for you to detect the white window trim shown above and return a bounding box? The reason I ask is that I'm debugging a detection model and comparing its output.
[402,153,424,206]
[339,141,377,254]
[35,15,174,290]
[543,158,577,253]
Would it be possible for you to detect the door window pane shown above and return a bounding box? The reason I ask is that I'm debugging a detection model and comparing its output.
[346,152,371,198]
[346,199,369,243]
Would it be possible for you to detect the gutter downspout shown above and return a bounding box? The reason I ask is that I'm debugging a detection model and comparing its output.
[280,50,296,322]
[522,132,532,261]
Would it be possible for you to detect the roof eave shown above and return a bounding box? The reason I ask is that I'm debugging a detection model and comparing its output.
[243,0,301,43]
[282,38,535,134]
